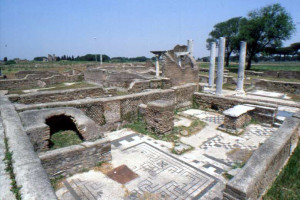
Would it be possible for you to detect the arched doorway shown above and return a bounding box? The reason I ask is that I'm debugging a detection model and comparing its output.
[45,114,83,149]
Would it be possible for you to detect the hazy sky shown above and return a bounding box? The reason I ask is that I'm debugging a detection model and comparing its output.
[0,0,299,60]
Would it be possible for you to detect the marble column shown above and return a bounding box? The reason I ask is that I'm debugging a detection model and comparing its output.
[216,37,226,95]
[236,41,247,95]
[100,54,103,65]
[208,42,216,88]
[187,39,194,57]
[155,55,160,77]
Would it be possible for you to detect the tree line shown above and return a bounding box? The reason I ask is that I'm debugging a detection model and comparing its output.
[206,3,297,70]
[33,54,154,63]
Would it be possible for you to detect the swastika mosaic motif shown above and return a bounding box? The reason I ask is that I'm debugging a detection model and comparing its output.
[123,142,218,200]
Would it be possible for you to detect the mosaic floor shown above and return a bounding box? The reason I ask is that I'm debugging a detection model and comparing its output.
[56,109,279,200]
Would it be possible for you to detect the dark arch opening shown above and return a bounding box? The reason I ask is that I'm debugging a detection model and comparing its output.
[211,103,219,111]
[45,114,83,148]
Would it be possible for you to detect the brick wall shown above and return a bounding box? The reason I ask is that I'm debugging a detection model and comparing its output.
[9,87,106,104]
[16,84,197,133]
[39,138,111,179]
[162,52,199,87]
[0,73,83,90]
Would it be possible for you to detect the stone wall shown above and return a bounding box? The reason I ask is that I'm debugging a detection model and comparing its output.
[193,92,278,124]
[15,70,60,79]
[245,70,300,79]
[161,45,199,87]
[223,113,252,130]
[9,87,107,104]
[223,113,300,200]
[0,73,83,90]
[16,84,198,133]
[19,107,103,152]
[254,79,300,94]
[127,78,171,93]
[39,138,111,179]
[84,68,148,88]
[0,96,57,199]
[144,100,174,134]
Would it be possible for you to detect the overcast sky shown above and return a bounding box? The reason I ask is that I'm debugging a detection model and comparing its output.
[0,0,299,60]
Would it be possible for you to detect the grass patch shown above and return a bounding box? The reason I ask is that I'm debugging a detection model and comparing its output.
[50,175,65,190]
[124,121,179,143]
[49,130,82,150]
[263,141,300,200]
[3,138,22,199]
[174,119,207,137]
[171,143,194,155]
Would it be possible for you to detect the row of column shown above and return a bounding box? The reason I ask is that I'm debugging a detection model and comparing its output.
[208,38,247,95]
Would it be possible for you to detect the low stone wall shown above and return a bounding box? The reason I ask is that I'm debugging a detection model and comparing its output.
[193,92,278,124]
[199,75,234,84]
[128,78,171,93]
[245,70,300,79]
[223,112,300,200]
[254,79,300,94]
[193,92,277,112]
[16,84,198,133]
[0,96,57,200]
[173,83,198,109]
[19,107,103,152]
[39,138,111,179]
[0,73,83,90]
[15,70,60,79]
[84,68,148,88]
[9,87,107,104]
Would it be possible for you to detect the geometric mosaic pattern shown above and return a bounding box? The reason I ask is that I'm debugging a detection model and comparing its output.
[244,125,277,137]
[200,135,257,151]
[123,142,218,200]
[66,178,103,199]
[202,116,224,125]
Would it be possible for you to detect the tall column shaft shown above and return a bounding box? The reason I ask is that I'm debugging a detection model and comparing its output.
[100,54,103,65]
[236,41,247,94]
[216,37,226,95]
[208,42,216,88]
[155,55,160,77]
[187,39,194,57]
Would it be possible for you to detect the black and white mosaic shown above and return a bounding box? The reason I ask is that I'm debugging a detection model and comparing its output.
[123,142,219,200]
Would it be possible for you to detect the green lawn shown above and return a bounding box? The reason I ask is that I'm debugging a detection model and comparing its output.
[49,130,82,150]
[263,141,300,200]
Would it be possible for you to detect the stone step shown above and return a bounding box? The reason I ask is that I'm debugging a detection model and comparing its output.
[273,122,282,128]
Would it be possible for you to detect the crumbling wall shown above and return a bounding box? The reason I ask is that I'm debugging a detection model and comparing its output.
[253,79,300,94]
[9,87,107,104]
[0,73,83,90]
[161,45,199,87]
[16,84,197,133]
[39,138,111,179]
[15,70,60,79]
[84,68,148,87]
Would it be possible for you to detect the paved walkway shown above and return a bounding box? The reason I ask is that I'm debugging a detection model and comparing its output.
[56,109,279,200]
[0,115,16,200]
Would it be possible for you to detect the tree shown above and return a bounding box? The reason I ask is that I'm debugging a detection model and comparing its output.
[3,57,7,62]
[34,56,47,61]
[239,4,296,69]
[207,17,242,67]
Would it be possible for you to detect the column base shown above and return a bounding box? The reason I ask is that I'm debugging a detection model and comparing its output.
[235,89,245,96]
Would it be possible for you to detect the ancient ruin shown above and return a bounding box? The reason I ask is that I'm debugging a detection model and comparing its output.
[0,39,299,200]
